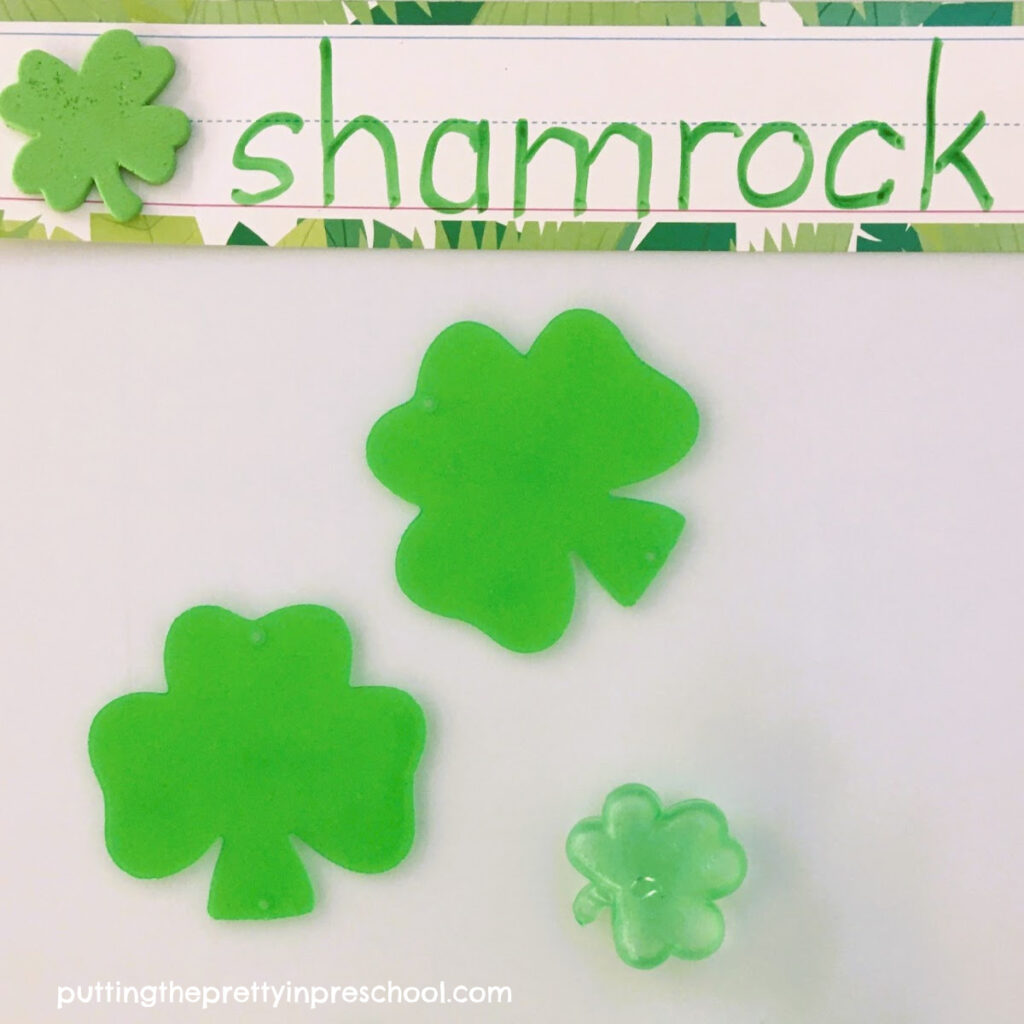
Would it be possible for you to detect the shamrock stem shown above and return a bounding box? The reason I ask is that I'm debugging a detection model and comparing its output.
[93,166,142,223]
[574,496,685,606]
[572,884,611,925]
[207,834,315,920]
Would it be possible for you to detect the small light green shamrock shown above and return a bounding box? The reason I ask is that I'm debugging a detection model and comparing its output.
[366,309,699,653]
[566,784,746,969]
[0,30,190,222]
[88,605,425,920]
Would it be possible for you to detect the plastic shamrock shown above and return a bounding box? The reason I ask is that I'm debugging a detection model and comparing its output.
[0,29,190,222]
[566,784,746,969]
[88,604,426,920]
[366,309,699,653]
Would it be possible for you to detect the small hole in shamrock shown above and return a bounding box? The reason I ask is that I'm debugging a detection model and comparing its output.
[630,875,661,900]
[257,898,271,912]
[644,551,659,564]
[421,396,437,413]
[250,628,266,647]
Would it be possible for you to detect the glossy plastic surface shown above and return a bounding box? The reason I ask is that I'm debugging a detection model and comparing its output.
[88,604,425,920]
[567,784,746,969]
[367,309,699,652]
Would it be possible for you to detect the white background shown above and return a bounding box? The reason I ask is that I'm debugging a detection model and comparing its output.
[1,246,1022,1023]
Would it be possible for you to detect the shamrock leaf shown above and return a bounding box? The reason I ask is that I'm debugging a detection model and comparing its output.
[0,30,190,222]
[88,605,426,920]
[366,309,699,653]
[566,784,746,969]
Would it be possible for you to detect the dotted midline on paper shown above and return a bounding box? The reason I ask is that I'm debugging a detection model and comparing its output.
[194,119,1024,127]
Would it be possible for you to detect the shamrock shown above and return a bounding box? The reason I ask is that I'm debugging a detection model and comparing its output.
[88,604,426,920]
[566,784,746,969]
[366,309,699,653]
[0,30,190,222]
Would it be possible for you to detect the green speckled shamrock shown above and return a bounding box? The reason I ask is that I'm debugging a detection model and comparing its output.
[88,604,425,920]
[0,30,190,221]
[566,784,746,969]
[366,309,700,653]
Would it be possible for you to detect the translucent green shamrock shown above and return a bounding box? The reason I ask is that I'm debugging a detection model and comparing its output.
[366,309,700,653]
[0,30,190,222]
[566,784,747,969]
[88,605,425,920]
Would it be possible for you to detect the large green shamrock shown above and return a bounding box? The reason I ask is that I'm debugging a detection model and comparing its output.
[566,784,746,969]
[88,605,425,920]
[0,30,190,222]
[366,309,699,653]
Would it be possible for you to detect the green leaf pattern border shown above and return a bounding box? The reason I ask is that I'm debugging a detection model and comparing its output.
[1,2,1022,28]
[1,2,1021,251]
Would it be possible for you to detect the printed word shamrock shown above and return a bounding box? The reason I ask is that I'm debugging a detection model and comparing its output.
[0,30,190,222]
[88,605,426,920]
[366,309,699,652]
[566,784,746,969]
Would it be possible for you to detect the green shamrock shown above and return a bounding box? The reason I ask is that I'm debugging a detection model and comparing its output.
[566,784,746,969]
[366,309,699,653]
[88,605,426,920]
[0,30,190,222]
